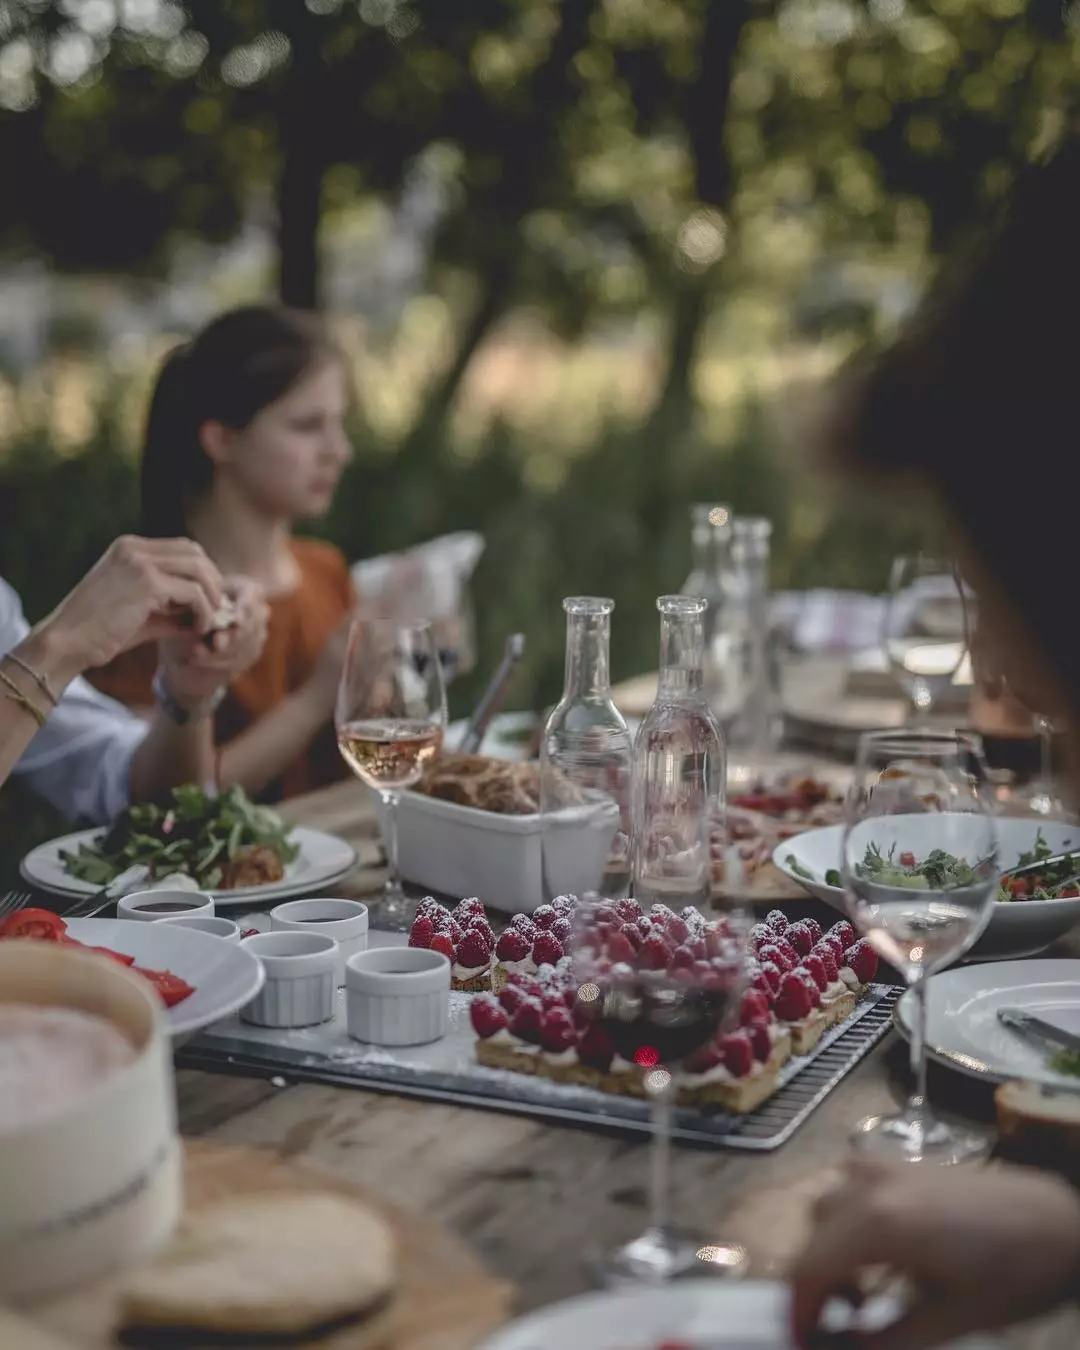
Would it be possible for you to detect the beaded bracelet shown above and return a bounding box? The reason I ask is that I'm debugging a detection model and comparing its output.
[0,666,47,729]
[1,650,58,707]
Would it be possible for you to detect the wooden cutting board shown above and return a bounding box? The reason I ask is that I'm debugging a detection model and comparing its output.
[23,1139,512,1350]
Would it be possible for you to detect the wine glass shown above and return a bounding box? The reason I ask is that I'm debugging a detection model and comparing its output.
[842,729,999,1164]
[336,619,447,932]
[569,898,747,1283]
[1020,713,1066,818]
[883,556,969,721]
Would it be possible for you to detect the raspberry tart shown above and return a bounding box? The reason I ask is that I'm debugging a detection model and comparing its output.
[408,898,494,991]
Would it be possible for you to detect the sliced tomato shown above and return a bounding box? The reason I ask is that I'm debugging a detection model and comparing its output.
[0,908,68,941]
[133,966,195,1008]
[899,851,916,868]
[85,946,137,967]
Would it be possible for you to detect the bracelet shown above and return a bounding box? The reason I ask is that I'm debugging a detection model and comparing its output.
[1,651,58,707]
[0,666,47,729]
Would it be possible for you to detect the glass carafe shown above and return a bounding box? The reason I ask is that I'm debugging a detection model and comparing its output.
[541,598,633,901]
[633,596,726,911]
[680,503,734,722]
[725,517,779,756]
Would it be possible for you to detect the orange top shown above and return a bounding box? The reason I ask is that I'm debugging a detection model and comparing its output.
[88,538,354,802]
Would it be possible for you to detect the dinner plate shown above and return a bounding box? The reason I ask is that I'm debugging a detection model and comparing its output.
[20,826,358,907]
[895,958,1080,1086]
[477,1282,1000,1350]
[775,816,1080,960]
[63,918,264,1040]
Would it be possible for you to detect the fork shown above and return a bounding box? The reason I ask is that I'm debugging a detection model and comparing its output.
[60,866,148,922]
[0,890,32,921]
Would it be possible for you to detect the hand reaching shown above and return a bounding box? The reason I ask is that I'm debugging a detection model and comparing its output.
[158,576,269,710]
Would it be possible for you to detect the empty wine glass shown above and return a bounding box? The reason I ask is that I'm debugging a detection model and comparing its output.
[336,619,447,932]
[842,730,998,1164]
[569,898,746,1284]
[1020,713,1066,818]
[883,556,969,721]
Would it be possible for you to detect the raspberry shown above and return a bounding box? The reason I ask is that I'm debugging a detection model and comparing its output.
[720,1030,754,1079]
[532,905,558,931]
[684,1039,723,1074]
[430,906,452,932]
[749,966,777,1003]
[468,919,495,954]
[765,909,790,934]
[817,933,845,962]
[775,971,813,1022]
[802,917,822,945]
[532,932,564,969]
[615,898,642,923]
[498,984,526,1015]
[746,1021,772,1064]
[636,915,655,941]
[540,1006,577,1054]
[605,930,635,964]
[691,959,715,982]
[664,915,690,946]
[551,895,577,915]
[551,915,573,943]
[759,942,794,974]
[417,897,445,922]
[650,904,678,928]
[594,904,619,924]
[689,938,707,960]
[622,922,644,951]
[640,935,672,971]
[509,997,544,1044]
[786,922,815,957]
[748,923,774,952]
[794,967,822,1008]
[456,931,491,971]
[669,944,695,971]
[510,912,538,936]
[828,920,856,950]
[454,897,486,923]
[496,929,531,963]
[771,937,798,964]
[449,919,465,943]
[758,960,782,996]
[739,989,770,1026]
[813,943,839,984]
[408,915,434,949]
[430,933,454,960]
[577,1023,616,1071]
[844,938,879,984]
[469,994,508,1039]
[507,972,543,998]
[802,953,828,993]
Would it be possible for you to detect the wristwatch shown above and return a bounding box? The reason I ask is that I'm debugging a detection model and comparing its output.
[152,668,226,726]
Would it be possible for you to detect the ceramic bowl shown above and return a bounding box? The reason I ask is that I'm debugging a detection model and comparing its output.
[346,946,450,1047]
[117,888,215,924]
[240,931,338,1028]
[153,914,241,944]
[269,898,369,983]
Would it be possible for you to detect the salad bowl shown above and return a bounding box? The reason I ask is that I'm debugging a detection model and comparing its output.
[776,816,1080,960]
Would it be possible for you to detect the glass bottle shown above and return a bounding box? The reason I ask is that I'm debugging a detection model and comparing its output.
[541,597,633,901]
[632,596,726,912]
[680,503,734,722]
[725,517,779,756]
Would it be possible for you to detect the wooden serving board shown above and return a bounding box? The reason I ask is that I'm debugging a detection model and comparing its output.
[25,1140,512,1350]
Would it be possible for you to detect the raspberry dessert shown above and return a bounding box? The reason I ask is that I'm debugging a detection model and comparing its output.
[408,897,495,991]
[491,897,579,989]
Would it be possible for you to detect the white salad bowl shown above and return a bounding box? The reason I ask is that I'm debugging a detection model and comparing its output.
[776,816,1080,960]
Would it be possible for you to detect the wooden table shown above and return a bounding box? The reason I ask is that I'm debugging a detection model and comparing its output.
[177,779,1080,1349]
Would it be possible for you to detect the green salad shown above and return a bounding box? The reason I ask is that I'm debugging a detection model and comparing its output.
[999,830,1080,902]
[60,784,299,890]
[856,841,979,890]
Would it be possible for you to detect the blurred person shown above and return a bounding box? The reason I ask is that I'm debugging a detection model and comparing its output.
[790,127,1080,1346]
[90,305,358,802]
[0,536,268,821]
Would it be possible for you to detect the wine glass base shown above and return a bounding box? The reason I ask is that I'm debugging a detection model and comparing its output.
[370,882,417,934]
[591,1226,748,1286]
[851,1111,990,1166]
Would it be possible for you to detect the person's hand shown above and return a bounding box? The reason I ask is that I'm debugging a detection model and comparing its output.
[39,536,225,678]
[158,577,269,711]
[789,1159,1080,1350]
[303,611,354,718]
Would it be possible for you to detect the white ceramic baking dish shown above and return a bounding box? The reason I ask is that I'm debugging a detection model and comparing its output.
[376,789,620,913]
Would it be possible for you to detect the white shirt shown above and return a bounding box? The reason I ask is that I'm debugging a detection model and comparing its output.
[1,577,146,823]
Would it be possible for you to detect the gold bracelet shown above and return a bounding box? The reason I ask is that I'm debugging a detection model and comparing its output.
[0,667,47,729]
[1,651,58,707]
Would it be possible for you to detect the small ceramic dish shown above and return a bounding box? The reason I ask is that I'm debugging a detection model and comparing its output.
[240,931,338,1028]
[346,947,450,1047]
[269,898,369,984]
[154,914,241,944]
[117,888,215,924]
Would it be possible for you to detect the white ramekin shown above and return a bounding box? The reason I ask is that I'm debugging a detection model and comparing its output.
[117,888,215,923]
[0,942,181,1301]
[240,931,338,1028]
[154,914,241,944]
[345,947,450,1047]
[269,898,369,984]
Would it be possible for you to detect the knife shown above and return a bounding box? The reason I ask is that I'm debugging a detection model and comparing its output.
[997,1007,1080,1057]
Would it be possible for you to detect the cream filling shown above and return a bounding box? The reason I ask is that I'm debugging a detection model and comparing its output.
[541,1048,578,1066]
[822,980,849,1002]
[452,960,491,981]
[839,966,860,989]
[496,956,537,977]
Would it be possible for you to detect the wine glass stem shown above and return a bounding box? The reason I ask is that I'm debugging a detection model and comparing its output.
[646,1071,675,1237]
[909,969,930,1115]
[380,789,402,889]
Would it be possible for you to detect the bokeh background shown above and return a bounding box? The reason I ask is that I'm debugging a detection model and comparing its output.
[0,0,1075,722]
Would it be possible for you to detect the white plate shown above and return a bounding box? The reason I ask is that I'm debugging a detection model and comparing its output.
[775,817,1080,960]
[61,918,265,1039]
[21,827,358,908]
[896,958,1080,1086]
[477,1282,1000,1350]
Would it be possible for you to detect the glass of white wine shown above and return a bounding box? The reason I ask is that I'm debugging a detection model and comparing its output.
[842,729,999,1164]
[883,555,969,721]
[336,619,447,932]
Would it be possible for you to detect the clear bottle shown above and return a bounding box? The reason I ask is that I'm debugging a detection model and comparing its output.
[541,597,633,901]
[632,596,726,912]
[680,503,734,721]
[725,517,779,756]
